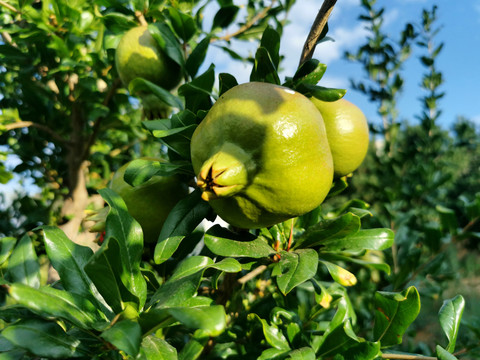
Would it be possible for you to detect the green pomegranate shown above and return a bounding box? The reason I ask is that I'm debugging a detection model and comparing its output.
[115,26,181,91]
[109,159,189,243]
[190,82,334,229]
[311,98,369,177]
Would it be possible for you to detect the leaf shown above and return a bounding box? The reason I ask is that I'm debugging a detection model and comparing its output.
[250,47,280,85]
[298,83,346,101]
[167,305,226,337]
[168,7,196,43]
[260,26,281,69]
[294,213,361,249]
[154,189,212,264]
[439,295,465,352]
[178,333,208,360]
[40,226,113,318]
[0,237,16,266]
[251,314,291,351]
[139,335,177,360]
[340,341,381,360]
[129,78,184,110]
[436,345,459,360]
[178,65,216,113]
[186,36,210,78]
[8,283,104,330]
[209,258,242,273]
[258,348,290,360]
[148,23,185,67]
[436,205,458,235]
[204,225,276,258]
[5,235,40,288]
[320,260,357,287]
[287,347,316,360]
[317,320,361,358]
[212,5,239,30]
[2,319,87,358]
[218,72,238,96]
[99,189,147,309]
[101,320,141,358]
[321,229,395,252]
[374,286,421,347]
[276,249,318,295]
[122,158,188,187]
[292,59,327,85]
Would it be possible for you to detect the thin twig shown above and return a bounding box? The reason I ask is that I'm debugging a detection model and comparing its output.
[237,265,267,285]
[0,0,20,14]
[382,353,435,360]
[298,0,337,67]
[212,0,276,43]
[4,121,70,145]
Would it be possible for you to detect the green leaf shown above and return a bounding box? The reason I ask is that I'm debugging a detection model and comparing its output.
[250,47,280,85]
[320,260,357,287]
[317,320,361,358]
[40,226,113,318]
[209,258,242,273]
[298,83,346,101]
[204,225,276,258]
[251,314,291,351]
[154,189,212,264]
[150,257,212,308]
[103,13,137,32]
[439,295,465,352]
[374,286,421,347]
[139,335,177,360]
[186,36,210,78]
[168,7,196,43]
[178,65,216,113]
[5,235,40,288]
[101,320,141,358]
[8,283,105,330]
[0,237,16,266]
[258,348,290,359]
[129,78,184,110]
[436,205,458,235]
[260,26,281,69]
[276,249,318,295]
[321,229,395,252]
[436,345,459,360]
[148,23,185,67]
[218,72,238,96]
[2,319,87,358]
[212,5,239,30]
[292,59,327,85]
[178,333,208,360]
[295,213,361,249]
[340,341,381,360]
[168,305,226,337]
[99,188,147,309]
[122,158,188,187]
[288,347,316,360]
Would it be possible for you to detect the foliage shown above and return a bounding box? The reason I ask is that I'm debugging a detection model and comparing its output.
[0,0,476,359]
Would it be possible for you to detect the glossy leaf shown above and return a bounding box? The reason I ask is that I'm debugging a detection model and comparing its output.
[148,23,185,67]
[251,314,290,351]
[41,226,113,317]
[178,333,207,360]
[320,260,357,287]
[204,225,276,258]
[212,5,239,30]
[436,345,458,360]
[439,295,465,352]
[129,78,184,110]
[276,249,318,295]
[99,188,147,309]
[186,36,210,78]
[168,7,196,42]
[374,286,421,347]
[139,335,177,360]
[317,319,360,358]
[8,283,104,330]
[2,319,87,358]
[300,83,346,101]
[260,27,281,69]
[168,305,226,337]
[287,347,316,360]
[179,65,216,113]
[0,237,16,266]
[294,213,361,249]
[209,258,242,273]
[6,234,40,288]
[122,158,188,187]
[292,59,327,85]
[321,229,395,252]
[250,47,280,85]
[154,189,212,264]
[258,348,290,359]
[340,341,381,360]
[101,320,141,358]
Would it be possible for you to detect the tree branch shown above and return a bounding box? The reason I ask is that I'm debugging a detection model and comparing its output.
[135,10,148,27]
[81,77,122,161]
[381,354,436,360]
[298,0,337,67]
[4,121,70,145]
[0,0,20,14]
[211,0,276,43]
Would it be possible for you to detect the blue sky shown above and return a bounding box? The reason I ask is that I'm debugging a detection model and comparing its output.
[208,0,480,129]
